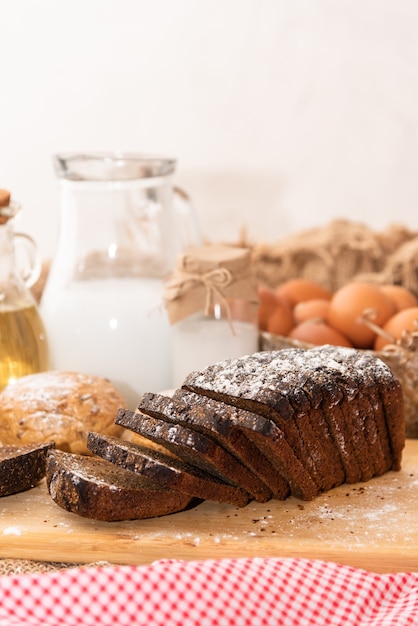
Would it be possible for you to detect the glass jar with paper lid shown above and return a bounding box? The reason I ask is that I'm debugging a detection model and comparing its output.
[164,244,260,387]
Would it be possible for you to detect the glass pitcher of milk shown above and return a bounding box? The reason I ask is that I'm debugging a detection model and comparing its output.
[40,152,200,408]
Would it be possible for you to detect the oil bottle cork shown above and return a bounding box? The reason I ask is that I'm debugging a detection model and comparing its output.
[0,189,12,225]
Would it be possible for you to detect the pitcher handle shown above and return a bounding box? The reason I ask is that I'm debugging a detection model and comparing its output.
[173,186,201,250]
[14,232,42,289]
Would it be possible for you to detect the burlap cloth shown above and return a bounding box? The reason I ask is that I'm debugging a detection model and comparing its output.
[248,218,418,295]
[0,559,112,575]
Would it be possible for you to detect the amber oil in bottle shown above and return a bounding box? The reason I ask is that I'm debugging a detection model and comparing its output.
[0,190,49,390]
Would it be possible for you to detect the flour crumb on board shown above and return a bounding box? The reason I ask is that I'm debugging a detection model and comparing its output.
[2,526,22,536]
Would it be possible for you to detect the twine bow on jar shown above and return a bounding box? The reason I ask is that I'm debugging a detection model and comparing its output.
[163,244,259,332]
[165,266,235,330]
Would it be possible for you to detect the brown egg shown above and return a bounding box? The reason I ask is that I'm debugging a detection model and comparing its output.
[379,284,418,312]
[266,296,294,336]
[276,278,332,306]
[258,286,280,331]
[293,298,331,325]
[327,282,395,349]
[288,320,353,347]
[374,306,418,351]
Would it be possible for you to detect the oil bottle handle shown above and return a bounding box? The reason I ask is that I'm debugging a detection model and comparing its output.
[14,232,42,289]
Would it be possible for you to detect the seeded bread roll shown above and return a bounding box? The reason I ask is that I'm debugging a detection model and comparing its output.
[0,371,125,454]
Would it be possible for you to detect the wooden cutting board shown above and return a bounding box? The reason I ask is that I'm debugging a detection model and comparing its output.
[1,440,418,574]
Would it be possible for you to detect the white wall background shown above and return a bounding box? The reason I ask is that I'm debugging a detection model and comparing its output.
[1,0,418,258]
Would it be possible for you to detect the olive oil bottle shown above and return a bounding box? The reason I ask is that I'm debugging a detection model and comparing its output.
[0,189,49,390]
[0,305,49,390]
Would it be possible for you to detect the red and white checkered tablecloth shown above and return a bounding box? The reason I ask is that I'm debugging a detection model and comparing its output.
[1,557,418,626]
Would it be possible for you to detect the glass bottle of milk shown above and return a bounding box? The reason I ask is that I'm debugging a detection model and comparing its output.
[165,244,260,387]
[40,153,200,409]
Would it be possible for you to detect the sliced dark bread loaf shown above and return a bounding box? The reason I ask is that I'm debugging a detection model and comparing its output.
[313,346,403,473]
[46,449,194,521]
[141,391,317,501]
[335,368,390,480]
[183,349,338,495]
[87,432,250,507]
[301,375,363,485]
[183,346,405,492]
[351,351,404,471]
[314,347,388,482]
[273,379,345,492]
[285,377,348,488]
[116,408,272,503]
[357,387,393,477]
[166,392,317,500]
[292,347,392,483]
[0,442,55,497]
[138,391,290,500]
[299,356,390,484]
[378,379,404,471]
[295,353,369,484]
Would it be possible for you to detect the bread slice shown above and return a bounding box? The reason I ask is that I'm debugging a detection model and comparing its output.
[138,391,290,500]
[46,449,194,521]
[139,391,317,501]
[87,432,250,507]
[116,407,272,503]
[0,442,55,497]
